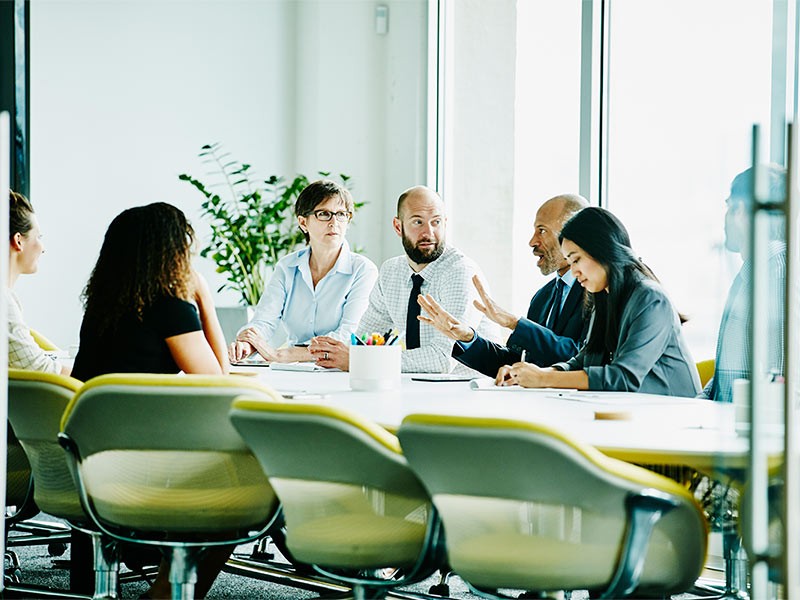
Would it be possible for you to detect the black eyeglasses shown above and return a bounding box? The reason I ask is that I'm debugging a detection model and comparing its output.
[312,210,352,223]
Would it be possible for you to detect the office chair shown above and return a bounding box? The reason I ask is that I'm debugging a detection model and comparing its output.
[697,359,716,389]
[29,328,59,352]
[6,422,35,521]
[8,368,120,599]
[736,475,782,589]
[59,373,283,600]
[398,414,708,599]
[5,421,36,584]
[229,399,446,600]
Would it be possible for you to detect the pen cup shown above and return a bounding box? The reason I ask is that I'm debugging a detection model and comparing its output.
[349,345,401,391]
[733,379,750,432]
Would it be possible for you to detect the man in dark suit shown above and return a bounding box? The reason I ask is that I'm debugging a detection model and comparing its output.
[418,194,589,378]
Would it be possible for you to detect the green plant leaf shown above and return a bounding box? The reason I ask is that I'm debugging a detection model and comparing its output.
[180,144,361,306]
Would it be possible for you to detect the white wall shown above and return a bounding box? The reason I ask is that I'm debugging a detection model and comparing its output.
[447,0,517,308]
[24,0,428,348]
[445,1,590,322]
[291,0,428,260]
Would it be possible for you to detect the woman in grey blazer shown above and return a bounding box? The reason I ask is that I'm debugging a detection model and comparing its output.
[497,207,700,397]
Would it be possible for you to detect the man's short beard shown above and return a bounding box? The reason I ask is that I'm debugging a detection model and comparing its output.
[538,252,561,276]
[402,232,445,264]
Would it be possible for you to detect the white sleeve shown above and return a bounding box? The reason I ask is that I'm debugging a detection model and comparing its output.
[7,295,60,374]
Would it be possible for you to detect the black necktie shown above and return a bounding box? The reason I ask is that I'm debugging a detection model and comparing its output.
[406,274,425,349]
[546,279,564,331]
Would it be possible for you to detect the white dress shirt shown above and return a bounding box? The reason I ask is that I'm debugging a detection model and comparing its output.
[7,289,61,374]
[357,245,501,373]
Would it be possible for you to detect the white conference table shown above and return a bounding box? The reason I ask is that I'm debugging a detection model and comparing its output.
[232,366,783,475]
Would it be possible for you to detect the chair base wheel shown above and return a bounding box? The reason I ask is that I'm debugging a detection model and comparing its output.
[250,549,276,561]
[429,583,450,597]
[5,550,20,570]
[48,542,68,557]
[4,550,22,584]
[4,567,22,585]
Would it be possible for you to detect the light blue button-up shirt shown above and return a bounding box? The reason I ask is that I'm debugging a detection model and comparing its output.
[547,269,577,321]
[243,240,378,345]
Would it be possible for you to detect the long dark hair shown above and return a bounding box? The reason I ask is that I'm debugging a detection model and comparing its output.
[81,202,195,336]
[559,207,659,356]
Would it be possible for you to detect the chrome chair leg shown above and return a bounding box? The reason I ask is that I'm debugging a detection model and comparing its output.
[169,547,199,600]
[90,532,119,600]
[722,530,749,600]
[696,528,750,600]
[351,583,390,600]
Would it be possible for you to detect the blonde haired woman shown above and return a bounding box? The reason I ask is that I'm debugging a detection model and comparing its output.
[7,190,69,375]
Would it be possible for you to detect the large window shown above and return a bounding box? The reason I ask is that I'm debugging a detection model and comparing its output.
[605,1,774,359]
[438,1,795,592]
[511,1,583,310]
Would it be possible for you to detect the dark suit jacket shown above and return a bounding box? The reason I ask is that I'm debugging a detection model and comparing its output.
[553,278,700,396]
[453,278,588,377]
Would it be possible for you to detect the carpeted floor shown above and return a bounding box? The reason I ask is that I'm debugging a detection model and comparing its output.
[4,514,719,599]
[4,514,486,599]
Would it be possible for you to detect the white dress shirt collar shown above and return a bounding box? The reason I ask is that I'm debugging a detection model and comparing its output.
[285,239,355,276]
[558,268,577,290]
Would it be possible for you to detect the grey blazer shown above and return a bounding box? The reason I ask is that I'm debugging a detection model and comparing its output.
[553,278,701,397]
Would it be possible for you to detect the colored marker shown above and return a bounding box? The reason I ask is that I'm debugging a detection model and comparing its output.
[387,330,404,346]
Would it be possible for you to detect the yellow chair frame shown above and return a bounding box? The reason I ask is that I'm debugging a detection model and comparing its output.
[398,413,709,599]
[8,368,120,599]
[229,398,446,599]
[59,373,283,600]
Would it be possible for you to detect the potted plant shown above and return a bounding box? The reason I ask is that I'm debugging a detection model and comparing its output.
[179,143,360,340]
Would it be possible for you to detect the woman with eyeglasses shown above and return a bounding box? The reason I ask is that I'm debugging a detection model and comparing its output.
[229,179,378,364]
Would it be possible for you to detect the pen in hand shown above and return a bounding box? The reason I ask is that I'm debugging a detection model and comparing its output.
[521,350,527,363]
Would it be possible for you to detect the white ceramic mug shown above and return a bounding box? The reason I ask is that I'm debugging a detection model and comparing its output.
[349,345,401,391]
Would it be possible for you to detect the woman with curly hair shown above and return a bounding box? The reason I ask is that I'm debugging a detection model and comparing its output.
[497,206,700,396]
[70,202,230,598]
[72,202,228,381]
